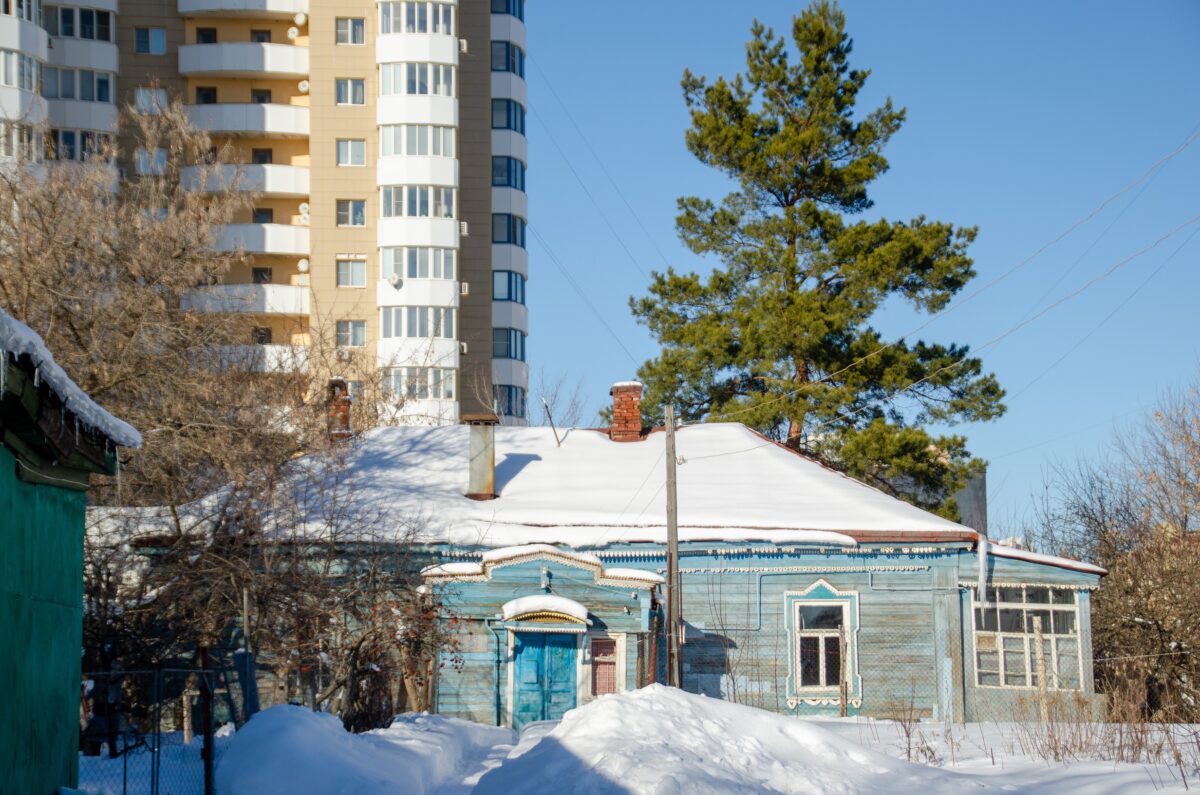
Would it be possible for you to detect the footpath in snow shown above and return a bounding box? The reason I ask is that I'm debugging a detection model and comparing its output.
[211,685,1196,795]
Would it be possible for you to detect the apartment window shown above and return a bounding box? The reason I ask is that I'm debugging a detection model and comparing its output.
[379,62,454,97]
[134,148,167,176]
[251,148,272,165]
[973,586,1082,690]
[491,213,526,248]
[40,67,56,98]
[379,306,455,339]
[195,86,217,105]
[251,326,272,345]
[55,129,76,160]
[134,27,166,54]
[381,247,455,281]
[591,638,618,696]
[387,367,455,400]
[492,271,525,304]
[252,267,273,284]
[490,0,524,21]
[79,8,94,39]
[380,124,454,157]
[491,156,525,191]
[59,6,73,35]
[336,199,366,227]
[250,29,271,43]
[380,185,455,219]
[493,384,526,418]
[492,328,525,361]
[491,98,526,134]
[250,88,272,103]
[335,320,366,348]
[135,87,167,113]
[336,258,367,287]
[490,41,525,77]
[196,28,217,44]
[96,73,111,103]
[0,51,40,92]
[336,18,365,44]
[379,2,454,35]
[335,78,365,105]
[252,208,274,224]
[79,69,95,101]
[58,68,76,98]
[336,139,366,166]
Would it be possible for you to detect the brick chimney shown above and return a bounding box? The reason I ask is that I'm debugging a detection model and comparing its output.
[327,378,352,441]
[609,381,644,442]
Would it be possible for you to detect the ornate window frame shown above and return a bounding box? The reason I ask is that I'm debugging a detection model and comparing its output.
[784,579,861,708]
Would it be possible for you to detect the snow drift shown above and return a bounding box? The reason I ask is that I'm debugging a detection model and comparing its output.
[215,706,513,795]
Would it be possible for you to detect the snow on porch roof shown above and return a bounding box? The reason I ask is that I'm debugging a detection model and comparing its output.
[502,594,591,624]
[298,422,976,548]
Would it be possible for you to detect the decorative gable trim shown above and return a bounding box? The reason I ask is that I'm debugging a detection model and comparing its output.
[422,543,663,590]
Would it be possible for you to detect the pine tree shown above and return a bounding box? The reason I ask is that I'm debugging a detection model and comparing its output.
[631,1,1004,517]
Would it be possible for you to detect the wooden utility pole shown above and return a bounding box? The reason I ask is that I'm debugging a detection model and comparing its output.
[665,405,682,688]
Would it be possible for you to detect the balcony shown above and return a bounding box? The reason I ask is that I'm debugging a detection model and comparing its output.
[186,103,309,138]
[215,344,309,373]
[214,223,310,256]
[179,43,309,78]
[182,163,309,197]
[178,0,308,18]
[183,283,310,315]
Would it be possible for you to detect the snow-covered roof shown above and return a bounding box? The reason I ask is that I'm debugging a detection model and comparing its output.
[271,423,973,548]
[0,307,141,448]
[501,594,591,624]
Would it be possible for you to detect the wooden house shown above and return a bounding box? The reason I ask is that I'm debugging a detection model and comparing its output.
[262,381,1105,729]
[0,308,141,794]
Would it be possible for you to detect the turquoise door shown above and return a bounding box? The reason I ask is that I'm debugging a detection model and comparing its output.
[513,632,577,730]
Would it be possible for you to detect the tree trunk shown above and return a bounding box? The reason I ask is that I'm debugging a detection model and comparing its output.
[786,360,810,449]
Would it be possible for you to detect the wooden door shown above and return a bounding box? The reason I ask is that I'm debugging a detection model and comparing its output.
[513,632,577,730]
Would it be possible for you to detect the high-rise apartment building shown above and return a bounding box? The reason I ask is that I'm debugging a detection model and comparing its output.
[0,0,530,424]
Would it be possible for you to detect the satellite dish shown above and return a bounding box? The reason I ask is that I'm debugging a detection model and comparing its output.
[287,26,299,40]
[293,12,306,25]
[297,80,309,93]
[388,273,403,289]
[298,202,310,215]
[297,258,310,273]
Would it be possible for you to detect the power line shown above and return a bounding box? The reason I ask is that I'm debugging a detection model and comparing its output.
[528,225,641,368]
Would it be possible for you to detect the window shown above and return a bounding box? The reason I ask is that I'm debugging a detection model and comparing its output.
[0,51,41,92]
[590,638,618,696]
[44,5,58,34]
[251,326,272,345]
[336,200,366,226]
[336,139,366,166]
[379,62,454,97]
[794,604,845,689]
[492,327,525,361]
[386,367,455,400]
[41,67,57,98]
[973,586,1082,690]
[490,0,524,21]
[490,41,525,77]
[492,213,526,247]
[335,320,366,348]
[335,78,365,105]
[135,87,167,113]
[336,18,364,44]
[79,8,94,39]
[491,156,525,190]
[336,258,367,287]
[251,148,272,165]
[493,384,526,418]
[59,6,73,36]
[134,147,167,176]
[79,69,95,101]
[195,86,217,105]
[380,124,454,157]
[58,68,76,99]
[379,2,454,35]
[381,247,455,281]
[96,10,112,42]
[250,29,271,43]
[380,185,455,219]
[252,267,273,284]
[491,98,525,133]
[379,306,455,339]
[195,27,217,44]
[250,88,272,103]
[96,73,111,103]
[492,271,525,303]
[252,208,274,224]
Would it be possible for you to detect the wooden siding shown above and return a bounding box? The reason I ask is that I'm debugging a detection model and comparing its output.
[0,443,88,794]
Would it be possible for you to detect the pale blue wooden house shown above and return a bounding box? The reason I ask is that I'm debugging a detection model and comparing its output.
[316,382,1105,730]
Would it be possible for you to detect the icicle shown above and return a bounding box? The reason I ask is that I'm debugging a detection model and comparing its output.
[33,365,39,388]
[75,418,80,446]
[977,535,989,604]
[115,452,122,500]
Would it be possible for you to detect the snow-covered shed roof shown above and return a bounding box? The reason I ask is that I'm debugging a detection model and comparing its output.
[276,422,976,548]
[0,307,141,448]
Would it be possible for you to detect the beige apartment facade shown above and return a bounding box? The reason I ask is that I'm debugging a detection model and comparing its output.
[105,0,530,424]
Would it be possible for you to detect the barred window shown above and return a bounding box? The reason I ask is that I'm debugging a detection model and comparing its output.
[973,586,1082,690]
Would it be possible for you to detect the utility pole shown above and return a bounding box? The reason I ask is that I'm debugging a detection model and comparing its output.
[664,405,682,688]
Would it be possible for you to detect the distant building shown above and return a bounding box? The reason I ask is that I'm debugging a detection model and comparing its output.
[0,308,140,794]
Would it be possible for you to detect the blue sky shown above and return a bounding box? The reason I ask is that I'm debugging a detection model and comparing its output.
[520,1,1200,530]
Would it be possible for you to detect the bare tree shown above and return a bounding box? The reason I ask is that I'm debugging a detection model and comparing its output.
[532,368,588,427]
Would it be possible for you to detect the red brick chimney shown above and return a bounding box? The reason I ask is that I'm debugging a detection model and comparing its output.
[609,381,644,442]
[327,378,352,441]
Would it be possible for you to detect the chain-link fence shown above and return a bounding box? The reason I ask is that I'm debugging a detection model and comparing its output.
[77,668,223,795]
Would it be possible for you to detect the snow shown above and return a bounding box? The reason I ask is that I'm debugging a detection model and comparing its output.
[610,380,643,388]
[987,543,1108,575]
[600,567,665,584]
[0,306,141,448]
[214,705,513,795]
[481,543,602,566]
[501,594,591,623]
[423,561,486,577]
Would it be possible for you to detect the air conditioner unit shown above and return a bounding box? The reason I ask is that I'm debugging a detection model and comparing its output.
[459,221,469,237]
[458,38,468,53]
[459,342,468,355]
[459,281,469,295]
